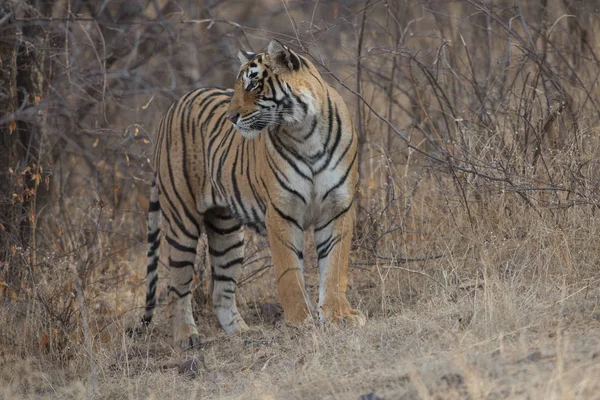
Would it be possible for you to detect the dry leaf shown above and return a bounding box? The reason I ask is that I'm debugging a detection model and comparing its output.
[39,332,49,350]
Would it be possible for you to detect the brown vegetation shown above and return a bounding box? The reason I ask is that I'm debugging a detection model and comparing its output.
[1,0,599,398]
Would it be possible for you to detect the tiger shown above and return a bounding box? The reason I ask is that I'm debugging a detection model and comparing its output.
[142,40,366,349]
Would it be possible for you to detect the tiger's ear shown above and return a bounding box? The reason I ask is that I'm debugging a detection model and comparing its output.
[237,50,256,65]
[267,40,301,71]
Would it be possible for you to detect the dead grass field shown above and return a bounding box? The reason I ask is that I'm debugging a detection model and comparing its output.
[2,278,600,399]
[2,188,600,399]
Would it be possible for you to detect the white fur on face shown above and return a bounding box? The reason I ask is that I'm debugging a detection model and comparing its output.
[239,129,261,139]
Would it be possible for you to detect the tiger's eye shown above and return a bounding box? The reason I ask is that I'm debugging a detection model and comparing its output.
[246,80,259,92]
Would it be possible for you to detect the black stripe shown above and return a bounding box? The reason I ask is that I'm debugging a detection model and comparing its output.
[147,238,160,256]
[246,154,267,213]
[317,234,334,253]
[267,77,277,100]
[317,235,341,260]
[314,200,354,233]
[248,180,266,215]
[148,275,158,290]
[280,128,304,144]
[205,219,241,235]
[315,106,343,174]
[274,234,304,259]
[169,258,194,269]
[260,177,302,231]
[250,141,268,213]
[332,132,355,170]
[196,90,226,123]
[147,258,159,274]
[145,294,156,305]
[302,117,318,141]
[272,204,302,231]
[212,273,237,283]
[202,98,230,132]
[209,240,244,257]
[158,180,198,241]
[149,200,160,212]
[207,114,229,156]
[164,140,202,236]
[266,154,307,204]
[288,85,308,115]
[216,257,244,270]
[266,152,290,182]
[168,287,191,298]
[161,213,174,237]
[230,147,251,222]
[179,102,197,208]
[213,126,238,198]
[147,229,160,244]
[308,69,324,88]
[322,151,357,201]
[166,236,196,253]
[186,88,211,141]
[268,131,313,182]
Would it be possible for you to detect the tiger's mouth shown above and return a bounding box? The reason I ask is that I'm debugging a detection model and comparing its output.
[237,128,261,139]
[231,122,262,139]
[232,117,270,139]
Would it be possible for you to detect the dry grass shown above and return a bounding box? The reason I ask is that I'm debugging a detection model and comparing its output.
[2,186,600,399]
[2,275,599,399]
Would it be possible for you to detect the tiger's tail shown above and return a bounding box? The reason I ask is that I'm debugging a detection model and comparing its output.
[142,174,161,325]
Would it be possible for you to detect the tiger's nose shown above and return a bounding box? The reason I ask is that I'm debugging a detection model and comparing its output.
[227,113,240,124]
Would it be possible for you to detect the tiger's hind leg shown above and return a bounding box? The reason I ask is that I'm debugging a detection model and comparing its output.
[165,225,202,349]
[205,208,249,335]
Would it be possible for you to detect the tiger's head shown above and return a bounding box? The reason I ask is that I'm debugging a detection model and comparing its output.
[226,40,322,138]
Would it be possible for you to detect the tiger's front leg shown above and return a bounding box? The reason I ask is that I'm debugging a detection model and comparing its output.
[314,207,365,327]
[266,207,312,325]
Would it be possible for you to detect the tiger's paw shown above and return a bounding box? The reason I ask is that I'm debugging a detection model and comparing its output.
[283,303,313,327]
[320,296,366,328]
[174,325,202,350]
[215,307,249,335]
[327,308,366,327]
[223,319,250,336]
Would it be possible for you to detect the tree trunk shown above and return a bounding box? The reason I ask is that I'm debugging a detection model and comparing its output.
[0,3,48,293]
[0,5,20,265]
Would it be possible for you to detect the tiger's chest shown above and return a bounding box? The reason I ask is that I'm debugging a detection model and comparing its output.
[266,157,353,230]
